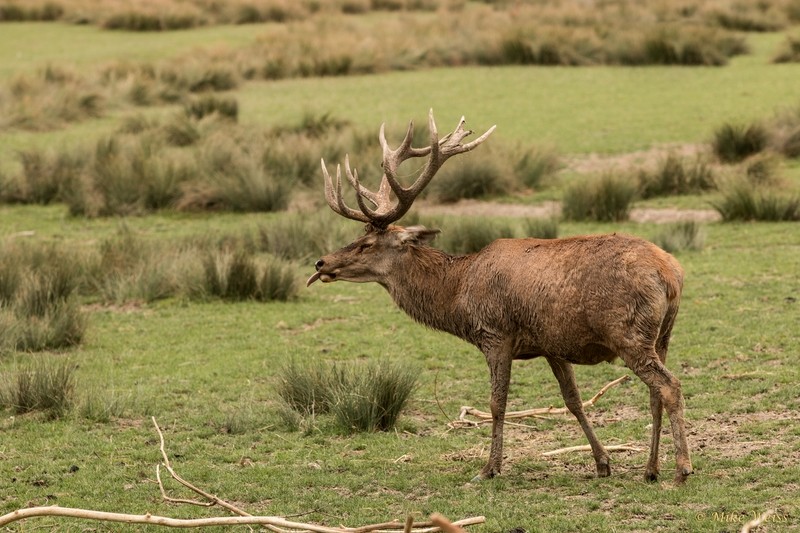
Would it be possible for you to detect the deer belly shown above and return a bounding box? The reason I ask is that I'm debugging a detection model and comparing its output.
[565,343,618,365]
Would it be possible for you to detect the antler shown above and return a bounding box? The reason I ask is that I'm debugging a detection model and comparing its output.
[321,109,495,228]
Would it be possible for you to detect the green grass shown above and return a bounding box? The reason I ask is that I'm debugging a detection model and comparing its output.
[0,22,268,79]
[1,26,800,160]
[1,13,799,533]
[237,58,800,154]
[1,208,799,531]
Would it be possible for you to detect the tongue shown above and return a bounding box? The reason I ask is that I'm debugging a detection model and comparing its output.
[306,272,321,287]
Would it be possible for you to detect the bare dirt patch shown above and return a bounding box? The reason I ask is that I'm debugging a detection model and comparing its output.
[448,408,800,479]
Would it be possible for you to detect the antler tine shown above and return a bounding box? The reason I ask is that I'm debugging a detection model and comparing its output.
[321,158,371,223]
[343,154,381,208]
[441,115,497,155]
[320,110,495,229]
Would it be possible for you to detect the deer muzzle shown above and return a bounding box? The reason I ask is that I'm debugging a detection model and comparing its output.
[306,259,336,286]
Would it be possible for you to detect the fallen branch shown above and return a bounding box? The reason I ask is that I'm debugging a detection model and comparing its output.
[0,418,485,532]
[541,442,645,457]
[450,375,631,428]
[429,514,467,533]
[0,508,485,532]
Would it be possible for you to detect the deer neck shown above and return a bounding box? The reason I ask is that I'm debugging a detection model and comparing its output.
[381,246,466,335]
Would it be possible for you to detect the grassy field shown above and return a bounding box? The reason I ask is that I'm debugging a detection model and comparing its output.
[0,22,268,79]
[1,6,800,533]
[1,215,798,532]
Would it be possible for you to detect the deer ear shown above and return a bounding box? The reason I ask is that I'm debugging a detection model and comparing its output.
[398,225,441,244]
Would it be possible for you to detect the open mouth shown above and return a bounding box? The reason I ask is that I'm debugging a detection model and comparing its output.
[306,272,336,286]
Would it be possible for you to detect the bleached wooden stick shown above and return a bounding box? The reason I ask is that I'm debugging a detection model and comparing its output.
[542,442,645,457]
[452,375,631,427]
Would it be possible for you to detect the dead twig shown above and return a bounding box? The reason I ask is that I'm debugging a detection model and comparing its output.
[0,507,484,532]
[430,514,468,533]
[450,375,631,429]
[152,417,266,527]
[541,442,645,457]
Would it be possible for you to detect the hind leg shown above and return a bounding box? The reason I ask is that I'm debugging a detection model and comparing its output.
[644,339,669,482]
[620,348,692,484]
[645,384,664,482]
[547,358,611,477]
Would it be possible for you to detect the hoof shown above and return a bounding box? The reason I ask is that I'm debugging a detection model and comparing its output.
[596,463,611,478]
[644,471,659,483]
[674,466,693,484]
[470,470,498,483]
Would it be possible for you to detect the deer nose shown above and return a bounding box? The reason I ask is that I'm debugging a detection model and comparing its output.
[315,259,325,271]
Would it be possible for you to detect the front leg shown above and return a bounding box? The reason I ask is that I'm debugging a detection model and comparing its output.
[472,351,512,481]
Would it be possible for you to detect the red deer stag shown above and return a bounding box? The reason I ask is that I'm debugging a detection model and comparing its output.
[307,109,693,484]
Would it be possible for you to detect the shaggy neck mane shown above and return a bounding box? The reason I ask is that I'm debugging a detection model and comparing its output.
[383,245,468,336]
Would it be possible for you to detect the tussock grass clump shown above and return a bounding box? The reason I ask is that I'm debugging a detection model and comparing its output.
[102,9,202,31]
[276,359,417,433]
[284,111,350,138]
[562,174,637,222]
[256,212,353,261]
[0,66,105,131]
[628,30,733,66]
[0,243,88,352]
[66,135,193,217]
[710,6,788,32]
[522,217,559,239]
[201,249,298,302]
[430,159,513,203]
[196,160,293,213]
[712,182,800,222]
[255,215,319,261]
[11,298,87,352]
[766,106,800,159]
[712,122,769,163]
[87,228,183,304]
[429,144,559,203]
[175,128,296,213]
[162,114,202,147]
[0,1,63,21]
[276,360,340,415]
[184,95,239,121]
[259,256,299,302]
[638,153,716,198]
[742,153,784,188]
[652,221,706,253]
[707,108,800,164]
[330,361,417,433]
[515,146,561,190]
[777,128,800,159]
[7,149,88,205]
[772,35,800,63]
[0,357,76,418]
[435,217,516,255]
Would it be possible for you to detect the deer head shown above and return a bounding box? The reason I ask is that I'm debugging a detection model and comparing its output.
[307,109,495,287]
